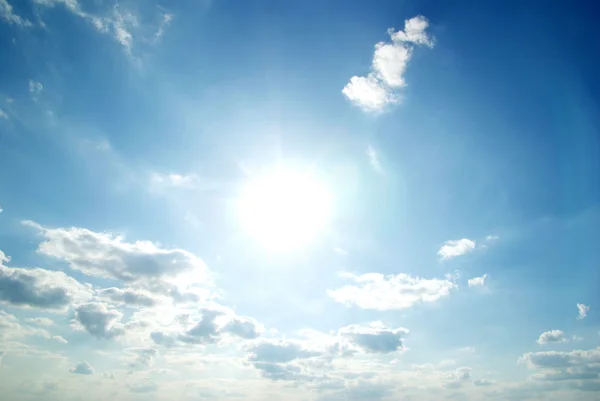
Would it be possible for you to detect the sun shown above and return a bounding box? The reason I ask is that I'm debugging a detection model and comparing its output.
[236,165,333,251]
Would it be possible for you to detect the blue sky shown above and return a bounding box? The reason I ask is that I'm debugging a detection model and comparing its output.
[0,0,599,400]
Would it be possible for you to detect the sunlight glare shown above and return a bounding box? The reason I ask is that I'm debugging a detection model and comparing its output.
[237,166,333,251]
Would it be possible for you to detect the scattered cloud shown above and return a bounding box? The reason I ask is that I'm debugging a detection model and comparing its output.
[24,221,210,287]
[342,16,433,112]
[572,335,584,341]
[339,321,408,353]
[367,145,384,173]
[0,0,33,27]
[150,172,199,188]
[154,13,173,41]
[438,239,476,260]
[577,303,590,320]
[28,80,43,96]
[96,287,158,307]
[537,330,567,345]
[69,361,94,375]
[24,317,55,326]
[467,274,487,287]
[0,251,93,310]
[73,302,125,339]
[328,272,456,310]
[0,109,8,119]
[520,346,600,384]
[125,346,158,367]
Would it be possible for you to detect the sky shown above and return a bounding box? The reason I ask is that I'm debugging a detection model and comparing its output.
[0,0,599,400]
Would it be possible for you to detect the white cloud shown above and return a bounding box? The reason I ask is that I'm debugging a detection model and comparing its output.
[73,302,125,339]
[24,221,211,290]
[520,346,600,384]
[154,12,173,40]
[342,16,433,112]
[0,251,93,310]
[96,287,158,307]
[367,145,384,173]
[342,74,397,112]
[0,0,33,27]
[327,272,456,310]
[438,239,476,260]
[0,109,7,119]
[485,235,499,241]
[467,274,487,287]
[339,321,408,354]
[28,80,43,95]
[537,330,567,345]
[577,303,590,320]
[150,172,199,188]
[70,361,94,375]
[125,346,158,367]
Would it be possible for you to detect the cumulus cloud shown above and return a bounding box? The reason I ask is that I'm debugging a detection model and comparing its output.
[0,0,32,27]
[342,16,433,112]
[28,80,43,95]
[339,321,408,353]
[0,252,92,311]
[150,308,262,347]
[327,272,456,310]
[73,302,125,339]
[125,347,158,367]
[24,317,55,326]
[24,221,210,286]
[537,330,567,345]
[577,304,590,320]
[96,287,157,307]
[520,347,600,384]
[69,361,94,375]
[438,239,476,260]
[467,274,487,287]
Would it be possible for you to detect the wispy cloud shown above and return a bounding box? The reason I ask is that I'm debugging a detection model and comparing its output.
[0,0,33,27]
[342,16,433,112]
[367,145,384,173]
[438,239,476,260]
[577,303,590,320]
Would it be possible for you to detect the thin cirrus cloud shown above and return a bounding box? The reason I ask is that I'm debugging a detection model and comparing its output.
[342,16,433,112]
[327,272,457,310]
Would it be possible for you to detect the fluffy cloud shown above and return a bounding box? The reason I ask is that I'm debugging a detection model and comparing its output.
[28,80,43,95]
[0,252,92,311]
[248,341,320,363]
[150,172,199,188]
[327,272,456,310]
[69,361,94,375]
[96,287,157,307]
[438,239,476,260]
[537,330,567,345]
[0,0,32,27]
[577,303,590,320]
[520,347,600,385]
[342,16,433,112]
[125,347,158,367]
[73,302,125,339]
[467,274,487,287]
[339,322,408,354]
[150,308,262,347]
[25,221,210,287]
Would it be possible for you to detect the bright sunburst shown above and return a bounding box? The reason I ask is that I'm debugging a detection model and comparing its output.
[237,165,333,251]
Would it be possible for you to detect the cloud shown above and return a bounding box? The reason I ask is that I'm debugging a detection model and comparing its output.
[73,302,125,339]
[0,252,92,310]
[248,341,320,363]
[537,330,567,345]
[467,274,487,287]
[473,378,495,386]
[23,318,55,326]
[327,272,456,310]
[520,347,600,383]
[438,239,476,260]
[127,379,158,393]
[150,172,199,188]
[367,145,384,173]
[577,303,590,320]
[342,16,433,112]
[0,109,7,120]
[222,317,262,339]
[0,0,33,26]
[339,321,408,353]
[28,80,43,95]
[125,347,158,367]
[24,221,210,286]
[96,287,157,307]
[69,361,94,375]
